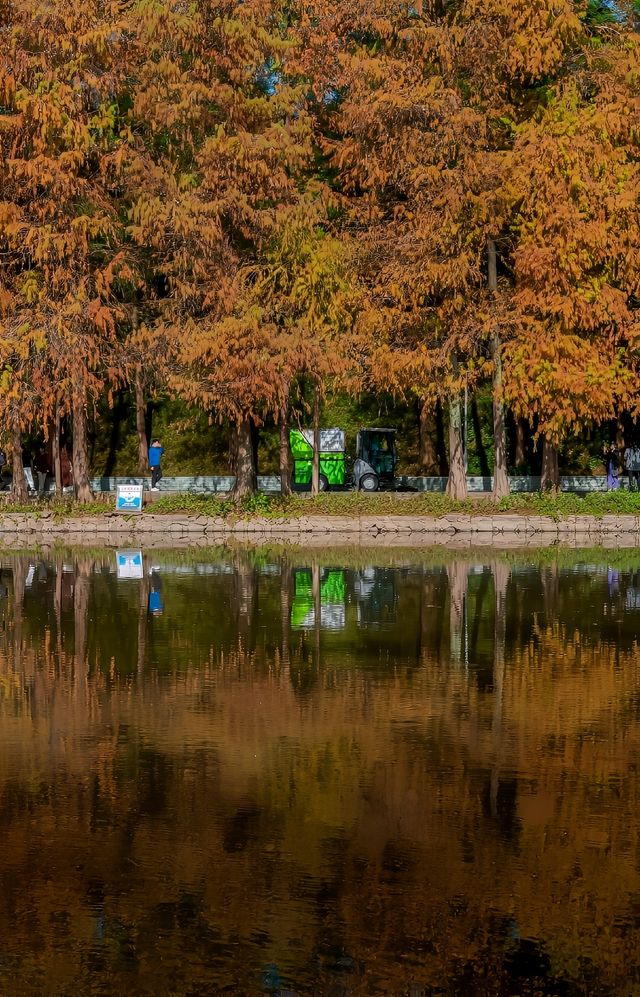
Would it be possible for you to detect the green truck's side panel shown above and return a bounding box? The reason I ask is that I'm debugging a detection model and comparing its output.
[289,430,314,458]
[292,456,345,486]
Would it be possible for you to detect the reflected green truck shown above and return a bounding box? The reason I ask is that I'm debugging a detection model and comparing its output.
[290,569,347,629]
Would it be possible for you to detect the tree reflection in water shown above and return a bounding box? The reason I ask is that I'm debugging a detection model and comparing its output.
[0,548,637,994]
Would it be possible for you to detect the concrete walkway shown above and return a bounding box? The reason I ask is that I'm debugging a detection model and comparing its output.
[0,512,639,547]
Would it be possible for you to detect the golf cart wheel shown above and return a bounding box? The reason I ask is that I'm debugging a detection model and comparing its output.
[360,472,379,492]
[319,473,329,492]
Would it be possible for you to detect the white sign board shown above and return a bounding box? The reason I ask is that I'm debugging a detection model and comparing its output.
[300,428,345,452]
[115,483,144,514]
[116,550,144,580]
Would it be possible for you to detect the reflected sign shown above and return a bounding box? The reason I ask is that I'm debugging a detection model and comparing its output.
[116,550,144,579]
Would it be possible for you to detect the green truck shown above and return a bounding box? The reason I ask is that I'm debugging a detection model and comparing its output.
[289,428,347,491]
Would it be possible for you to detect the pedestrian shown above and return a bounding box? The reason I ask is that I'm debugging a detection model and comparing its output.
[148,439,164,491]
[34,446,50,498]
[605,443,621,491]
[624,443,640,491]
[21,445,35,494]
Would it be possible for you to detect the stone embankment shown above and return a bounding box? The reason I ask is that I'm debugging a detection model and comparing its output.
[0,512,640,547]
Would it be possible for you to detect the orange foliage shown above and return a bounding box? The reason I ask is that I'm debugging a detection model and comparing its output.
[504,44,640,440]
[0,0,639,492]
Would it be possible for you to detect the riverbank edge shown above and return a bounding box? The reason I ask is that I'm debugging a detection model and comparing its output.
[1,512,640,543]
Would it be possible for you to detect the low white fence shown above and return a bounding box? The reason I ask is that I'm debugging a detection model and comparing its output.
[84,474,614,494]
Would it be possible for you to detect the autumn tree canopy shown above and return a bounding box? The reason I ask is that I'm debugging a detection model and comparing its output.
[0,0,638,497]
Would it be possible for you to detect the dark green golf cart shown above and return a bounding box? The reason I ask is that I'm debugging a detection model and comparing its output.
[353,428,398,491]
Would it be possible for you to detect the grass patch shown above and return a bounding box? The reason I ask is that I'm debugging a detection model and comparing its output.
[494,490,640,519]
[3,488,640,521]
[141,488,640,520]
[0,496,113,518]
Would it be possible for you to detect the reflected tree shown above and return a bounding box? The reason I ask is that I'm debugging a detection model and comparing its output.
[10,556,26,675]
[491,559,510,820]
[74,557,93,700]
[279,557,292,675]
[447,561,470,666]
[233,552,258,653]
[137,560,151,677]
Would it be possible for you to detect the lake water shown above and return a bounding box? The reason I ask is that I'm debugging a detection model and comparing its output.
[1,546,639,995]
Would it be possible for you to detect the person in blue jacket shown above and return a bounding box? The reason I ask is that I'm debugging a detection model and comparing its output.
[149,439,164,490]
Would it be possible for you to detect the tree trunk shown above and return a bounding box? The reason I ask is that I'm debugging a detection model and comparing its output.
[514,418,526,468]
[145,401,153,450]
[53,408,62,495]
[541,436,559,492]
[280,409,291,497]
[491,336,509,498]
[72,380,94,503]
[435,401,449,475]
[311,386,320,496]
[232,415,257,499]
[135,366,149,473]
[488,239,509,500]
[10,411,27,502]
[250,419,259,477]
[419,399,439,474]
[446,386,467,500]
[229,421,238,475]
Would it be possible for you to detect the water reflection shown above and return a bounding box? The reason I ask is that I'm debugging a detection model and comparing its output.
[0,548,639,993]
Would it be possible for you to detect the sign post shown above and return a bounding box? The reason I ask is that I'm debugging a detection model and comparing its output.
[115,483,144,514]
